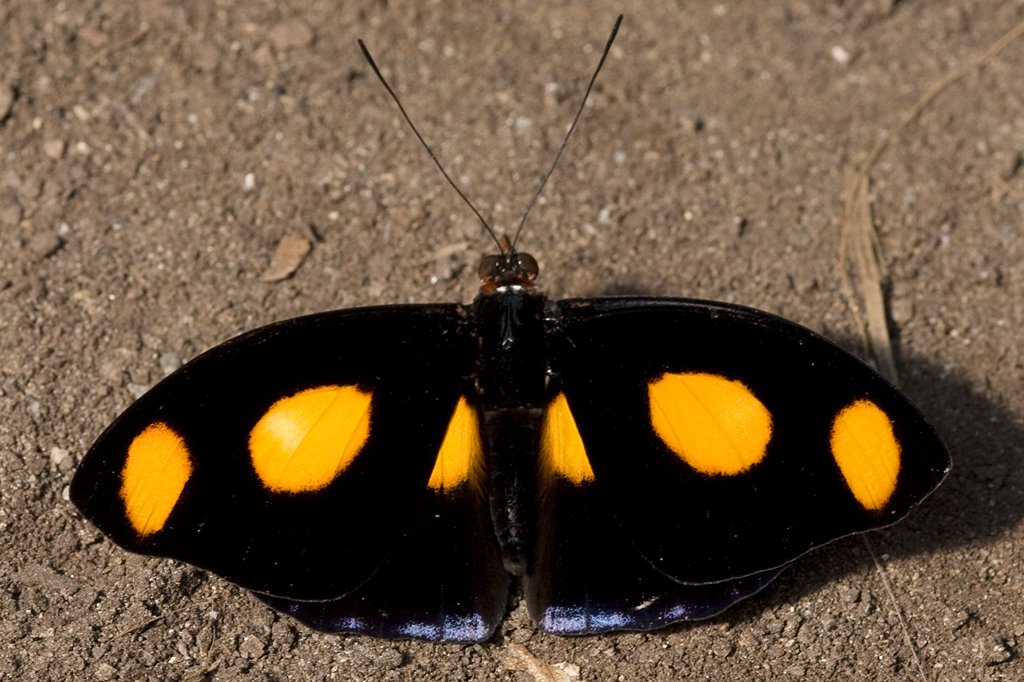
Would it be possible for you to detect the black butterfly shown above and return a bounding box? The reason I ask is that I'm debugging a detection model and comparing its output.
[71,16,949,642]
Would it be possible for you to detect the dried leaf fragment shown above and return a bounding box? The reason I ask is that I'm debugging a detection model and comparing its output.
[261,233,312,282]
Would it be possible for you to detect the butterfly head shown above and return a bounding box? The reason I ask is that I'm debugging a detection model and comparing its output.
[478,235,539,291]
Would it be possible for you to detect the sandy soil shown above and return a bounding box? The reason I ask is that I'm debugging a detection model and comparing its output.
[2,1,1023,680]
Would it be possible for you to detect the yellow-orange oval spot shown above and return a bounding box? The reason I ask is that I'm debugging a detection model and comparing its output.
[428,397,482,492]
[120,422,192,536]
[540,392,595,485]
[830,399,901,511]
[648,372,772,475]
[249,385,372,493]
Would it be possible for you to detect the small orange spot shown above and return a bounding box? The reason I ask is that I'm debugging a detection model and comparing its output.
[830,399,901,511]
[540,393,595,485]
[648,372,772,475]
[427,397,482,492]
[120,422,192,536]
[249,385,372,493]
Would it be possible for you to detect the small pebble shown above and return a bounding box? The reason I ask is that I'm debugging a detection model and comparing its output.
[830,45,851,64]
[0,193,22,226]
[0,83,14,121]
[378,646,404,669]
[553,662,581,680]
[944,608,970,631]
[784,663,807,678]
[26,232,64,261]
[711,640,734,657]
[271,621,297,650]
[837,584,861,604]
[238,634,266,659]
[252,42,275,69]
[192,43,220,72]
[159,352,181,376]
[127,382,149,399]
[19,174,43,200]
[984,637,1014,666]
[268,19,314,50]
[890,298,915,326]
[92,662,117,681]
[49,446,69,468]
[78,26,108,48]
[865,0,897,16]
[43,139,66,160]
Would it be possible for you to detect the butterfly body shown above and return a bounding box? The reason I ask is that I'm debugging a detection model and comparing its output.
[476,289,547,577]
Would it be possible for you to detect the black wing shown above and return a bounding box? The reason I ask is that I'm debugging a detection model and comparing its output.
[71,304,510,641]
[526,297,948,633]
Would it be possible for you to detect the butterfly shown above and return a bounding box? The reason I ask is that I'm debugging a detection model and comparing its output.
[70,16,949,642]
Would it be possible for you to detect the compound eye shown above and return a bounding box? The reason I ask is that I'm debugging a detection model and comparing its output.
[478,254,501,280]
[517,252,539,280]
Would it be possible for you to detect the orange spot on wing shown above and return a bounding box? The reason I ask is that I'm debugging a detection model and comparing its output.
[540,392,595,485]
[120,422,192,536]
[830,399,901,511]
[427,397,482,492]
[648,372,772,475]
[249,385,372,493]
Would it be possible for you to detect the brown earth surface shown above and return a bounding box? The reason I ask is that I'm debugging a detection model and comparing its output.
[2,1,1023,680]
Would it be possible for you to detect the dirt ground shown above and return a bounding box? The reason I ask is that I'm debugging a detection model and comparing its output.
[2,1,1023,680]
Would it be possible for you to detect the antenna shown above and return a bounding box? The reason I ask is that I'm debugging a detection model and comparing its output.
[511,14,623,249]
[359,14,623,254]
[358,39,503,251]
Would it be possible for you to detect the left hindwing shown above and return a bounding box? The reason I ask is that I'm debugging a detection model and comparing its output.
[540,297,949,586]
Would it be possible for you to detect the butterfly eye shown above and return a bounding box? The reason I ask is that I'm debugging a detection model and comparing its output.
[478,254,501,281]
[516,253,539,281]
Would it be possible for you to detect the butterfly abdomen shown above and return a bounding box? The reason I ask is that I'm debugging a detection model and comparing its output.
[473,290,549,575]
